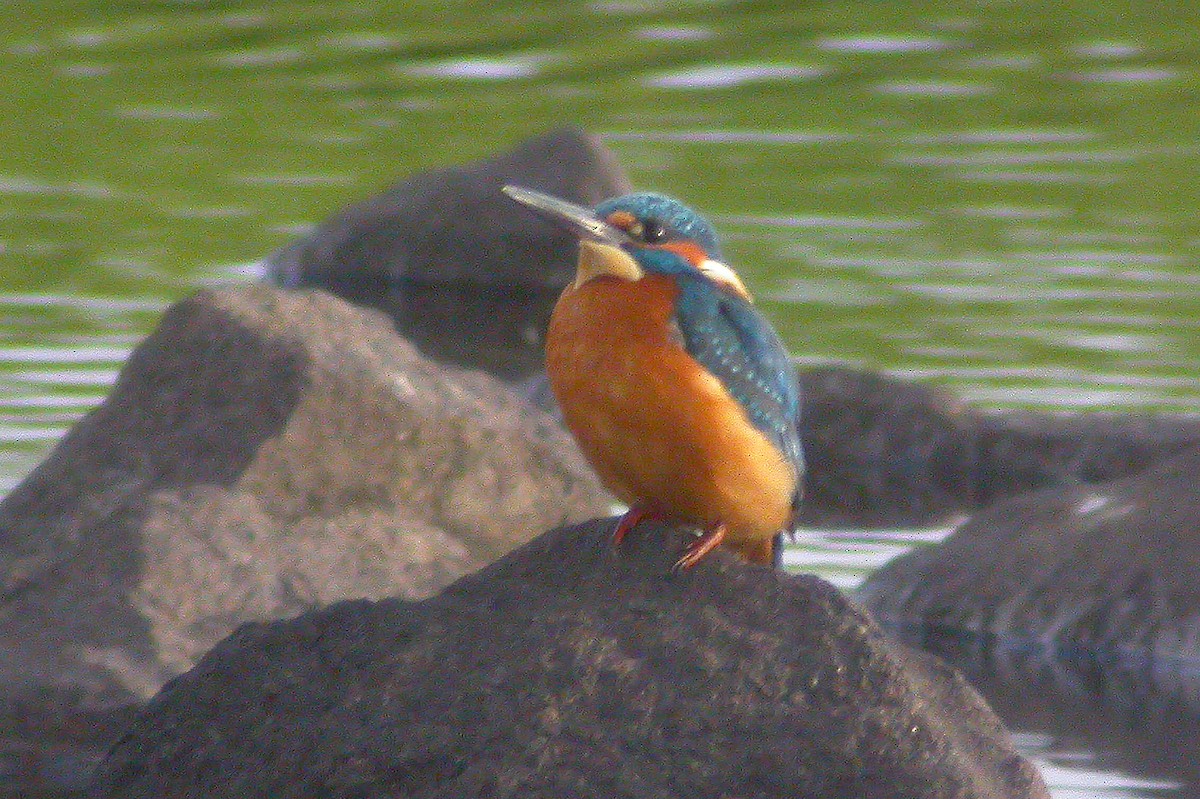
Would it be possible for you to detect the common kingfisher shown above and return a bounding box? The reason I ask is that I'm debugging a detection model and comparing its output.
[503,185,803,571]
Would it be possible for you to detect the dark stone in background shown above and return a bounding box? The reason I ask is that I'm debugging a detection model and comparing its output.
[265,126,632,381]
[798,365,1200,527]
[858,446,1200,660]
[796,366,978,527]
[89,519,1048,799]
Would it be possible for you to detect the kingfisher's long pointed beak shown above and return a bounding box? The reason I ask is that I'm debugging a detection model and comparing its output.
[502,185,629,246]
[503,185,645,285]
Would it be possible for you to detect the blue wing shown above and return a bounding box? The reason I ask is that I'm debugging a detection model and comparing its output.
[673,278,805,488]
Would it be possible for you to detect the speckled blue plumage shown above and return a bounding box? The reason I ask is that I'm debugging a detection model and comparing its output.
[596,194,805,522]
[677,273,804,479]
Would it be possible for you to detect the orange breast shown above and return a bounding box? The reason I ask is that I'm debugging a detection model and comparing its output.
[546,274,796,553]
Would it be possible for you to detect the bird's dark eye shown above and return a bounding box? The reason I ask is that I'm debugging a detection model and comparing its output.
[639,219,667,243]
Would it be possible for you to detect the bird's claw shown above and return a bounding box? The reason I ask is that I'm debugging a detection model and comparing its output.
[671,521,726,573]
[612,504,667,547]
[613,508,727,572]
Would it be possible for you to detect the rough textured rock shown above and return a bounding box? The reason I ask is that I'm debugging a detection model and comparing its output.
[0,284,609,730]
[858,446,1200,662]
[266,126,631,381]
[89,518,1048,799]
[798,365,1200,527]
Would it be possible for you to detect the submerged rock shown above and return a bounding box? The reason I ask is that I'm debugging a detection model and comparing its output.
[265,126,632,381]
[0,284,608,780]
[89,518,1048,799]
[858,446,1200,663]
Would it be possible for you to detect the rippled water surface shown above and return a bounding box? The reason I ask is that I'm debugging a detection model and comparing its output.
[3,2,1199,796]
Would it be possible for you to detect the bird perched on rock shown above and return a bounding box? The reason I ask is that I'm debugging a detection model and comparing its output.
[503,186,803,571]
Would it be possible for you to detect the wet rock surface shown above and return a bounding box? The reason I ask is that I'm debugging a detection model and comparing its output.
[0,284,609,793]
[858,446,1200,660]
[89,518,1048,799]
[265,126,631,381]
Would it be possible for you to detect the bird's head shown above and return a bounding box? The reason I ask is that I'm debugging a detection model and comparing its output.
[503,186,752,301]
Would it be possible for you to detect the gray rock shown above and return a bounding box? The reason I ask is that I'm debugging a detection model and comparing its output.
[266,126,632,381]
[798,365,1200,527]
[797,366,978,527]
[89,518,1048,799]
[0,285,609,732]
[858,446,1200,662]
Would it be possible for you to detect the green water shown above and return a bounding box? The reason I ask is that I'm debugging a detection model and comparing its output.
[2,2,1198,796]
[4,2,1199,422]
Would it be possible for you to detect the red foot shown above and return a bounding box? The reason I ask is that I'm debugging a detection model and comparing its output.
[672,521,727,573]
[612,503,667,547]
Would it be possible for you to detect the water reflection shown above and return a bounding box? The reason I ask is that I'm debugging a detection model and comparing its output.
[906,131,1094,144]
[405,55,551,79]
[874,79,992,96]
[227,172,357,187]
[816,35,954,54]
[1076,68,1179,84]
[724,212,918,229]
[113,105,219,121]
[632,26,714,42]
[643,63,827,89]
[212,47,308,68]
[1073,42,1142,59]
[606,130,856,144]
[0,177,115,198]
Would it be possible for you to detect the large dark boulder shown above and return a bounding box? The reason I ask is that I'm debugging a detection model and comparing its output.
[89,518,1048,799]
[0,285,609,792]
[798,366,1200,527]
[858,446,1200,662]
[266,126,631,381]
